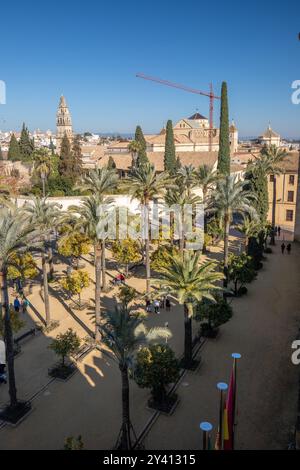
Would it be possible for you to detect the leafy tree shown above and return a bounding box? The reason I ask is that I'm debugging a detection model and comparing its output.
[49,328,81,367]
[134,126,149,167]
[157,252,223,367]
[164,120,176,174]
[60,270,90,308]
[150,244,178,272]
[8,134,21,161]
[226,253,256,295]
[217,82,230,175]
[111,238,142,275]
[134,344,180,405]
[58,231,90,268]
[19,123,34,161]
[99,306,170,449]
[7,251,38,284]
[195,293,233,331]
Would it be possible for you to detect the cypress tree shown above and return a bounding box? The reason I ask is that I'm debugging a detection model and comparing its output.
[58,133,73,179]
[19,122,34,160]
[217,82,230,175]
[49,137,55,155]
[107,155,116,170]
[245,166,268,223]
[135,125,149,167]
[71,134,83,179]
[8,133,22,161]
[164,120,176,174]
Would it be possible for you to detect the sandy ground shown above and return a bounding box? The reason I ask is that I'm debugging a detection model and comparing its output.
[0,235,299,449]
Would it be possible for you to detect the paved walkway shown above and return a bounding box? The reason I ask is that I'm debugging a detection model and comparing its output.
[0,239,299,449]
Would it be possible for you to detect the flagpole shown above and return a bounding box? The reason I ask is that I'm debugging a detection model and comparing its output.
[231,353,241,450]
[200,422,213,450]
[217,382,228,450]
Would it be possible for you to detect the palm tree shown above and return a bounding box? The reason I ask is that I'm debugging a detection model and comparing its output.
[99,305,171,449]
[194,164,219,251]
[165,188,201,256]
[127,140,142,168]
[236,215,261,251]
[156,252,223,368]
[177,164,197,198]
[69,194,111,341]
[125,163,171,294]
[0,204,36,410]
[23,196,61,325]
[77,167,118,290]
[208,176,257,288]
[253,145,287,244]
[32,149,52,197]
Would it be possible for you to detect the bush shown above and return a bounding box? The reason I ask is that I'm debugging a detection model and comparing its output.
[236,286,248,297]
[134,344,180,408]
[196,294,233,331]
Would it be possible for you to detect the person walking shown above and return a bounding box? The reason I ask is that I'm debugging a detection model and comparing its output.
[153,299,160,314]
[13,296,20,312]
[281,242,286,254]
[160,296,165,309]
[146,298,151,313]
[277,226,281,237]
[287,243,291,255]
[22,297,30,314]
[165,296,171,312]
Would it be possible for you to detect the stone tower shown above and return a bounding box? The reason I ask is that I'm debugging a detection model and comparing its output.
[56,95,73,154]
[229,120,238,154]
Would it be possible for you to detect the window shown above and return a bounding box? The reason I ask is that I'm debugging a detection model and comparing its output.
[289,175,295,185]
[270,175,274,182]
[286,210,294,222]
[287,191,294,202]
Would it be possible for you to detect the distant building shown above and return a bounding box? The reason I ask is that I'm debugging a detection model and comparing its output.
[259,124,281,147]
[56,95,73,154]
[107,112,239,155]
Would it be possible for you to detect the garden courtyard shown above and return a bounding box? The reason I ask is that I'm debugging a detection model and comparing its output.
[0,232,299,450]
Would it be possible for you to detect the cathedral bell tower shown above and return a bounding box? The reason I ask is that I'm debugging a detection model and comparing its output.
[56,95,73,154]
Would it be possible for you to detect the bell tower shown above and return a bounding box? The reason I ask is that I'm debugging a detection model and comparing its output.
[56,95,73,154]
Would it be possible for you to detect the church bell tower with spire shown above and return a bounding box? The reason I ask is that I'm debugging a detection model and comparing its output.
[56,95,73,154]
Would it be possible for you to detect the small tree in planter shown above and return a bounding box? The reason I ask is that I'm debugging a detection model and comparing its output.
[196,294,233,338]
[111,238,142,276]
[58,232,90,269]
[48,328,81,379]
[64,435,84,450]
[60,270,90,309]
[134,344,180,413]
[227,253,256,296]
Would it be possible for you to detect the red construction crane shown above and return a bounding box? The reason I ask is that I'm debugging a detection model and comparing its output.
[136,73,221,151]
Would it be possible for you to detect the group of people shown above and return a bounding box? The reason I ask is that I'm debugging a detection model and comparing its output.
[274,226,281,237]
[13,295,29,314]
[146,296,171,315]
[281,243,292,255]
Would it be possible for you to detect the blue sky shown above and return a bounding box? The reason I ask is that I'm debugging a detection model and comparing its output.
[1,0,300,137]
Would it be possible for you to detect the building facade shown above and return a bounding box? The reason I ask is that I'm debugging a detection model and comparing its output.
[56,95,73,154]
[267,152,299,234]
[259,124,281,147]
